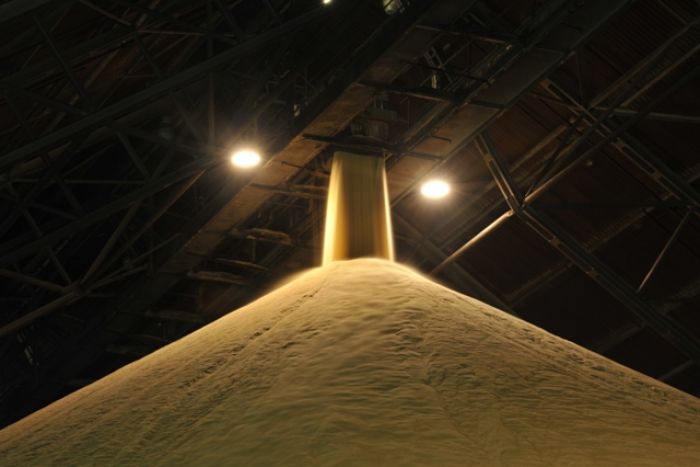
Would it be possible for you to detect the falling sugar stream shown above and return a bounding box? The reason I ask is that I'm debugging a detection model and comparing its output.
[322,151,394,264]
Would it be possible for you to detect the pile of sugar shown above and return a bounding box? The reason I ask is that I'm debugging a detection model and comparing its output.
[1,259,699,466]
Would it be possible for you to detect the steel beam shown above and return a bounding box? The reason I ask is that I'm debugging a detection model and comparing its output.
[637,209,694,293]
[0,292,80,338]
[302,134,443,161]
[591,108,700,125]
[394,214,515,314]
[144,309,204,324]
[429,211,512,275]
[0,268,66,294]
[658,361,695,384]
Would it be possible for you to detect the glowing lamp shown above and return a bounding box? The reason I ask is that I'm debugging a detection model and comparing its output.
[420,179,450,199]
[231,149,261,168]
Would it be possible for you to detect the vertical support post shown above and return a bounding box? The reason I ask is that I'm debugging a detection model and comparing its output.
[322,151,394,264]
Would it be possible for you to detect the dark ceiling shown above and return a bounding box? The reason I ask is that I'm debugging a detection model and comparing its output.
[1,0,699,428]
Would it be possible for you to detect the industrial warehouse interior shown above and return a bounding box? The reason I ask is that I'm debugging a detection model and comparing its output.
[1,0,699,464]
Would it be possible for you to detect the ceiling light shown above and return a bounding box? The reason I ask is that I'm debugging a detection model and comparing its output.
[231,149,261,169]
[322,0,332,4]
[420,179,450,199]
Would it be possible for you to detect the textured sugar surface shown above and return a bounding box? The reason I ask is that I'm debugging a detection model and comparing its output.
[1,259,699,466]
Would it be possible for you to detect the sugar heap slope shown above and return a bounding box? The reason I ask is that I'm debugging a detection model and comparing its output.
[1,259,699,466]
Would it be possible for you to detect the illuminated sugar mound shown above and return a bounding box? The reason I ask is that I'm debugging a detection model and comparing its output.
[1,259,699,466]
